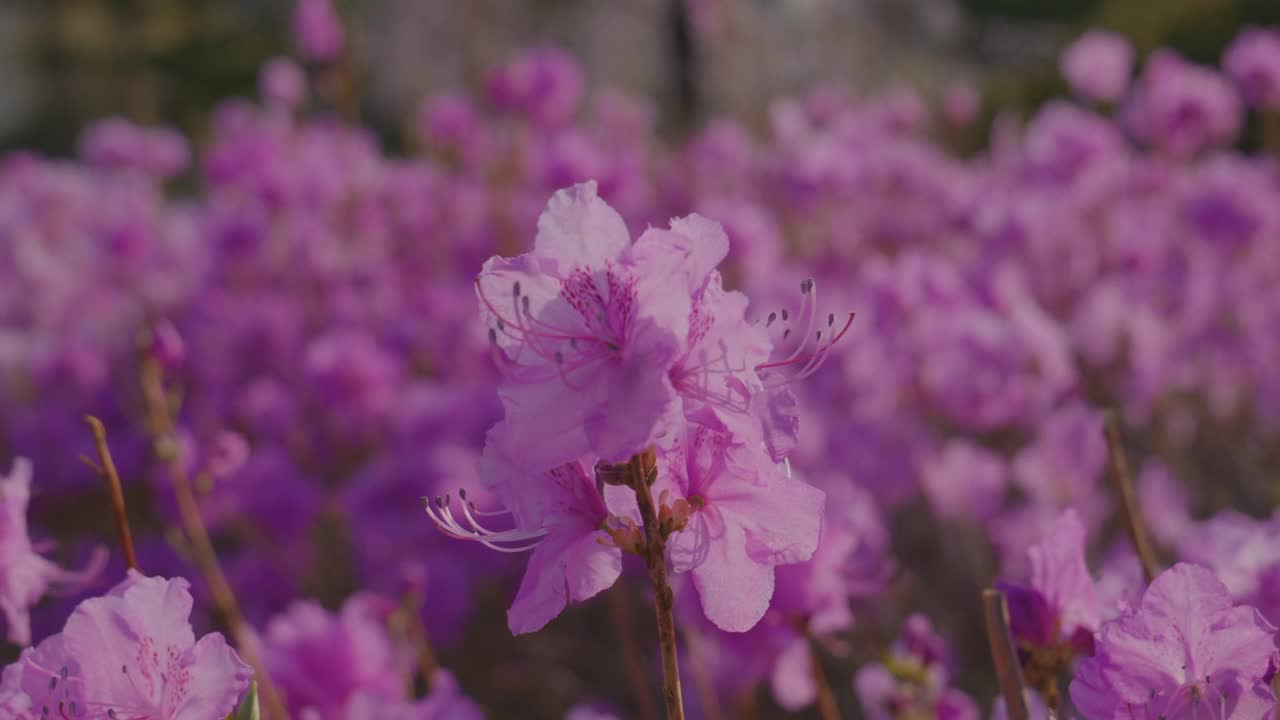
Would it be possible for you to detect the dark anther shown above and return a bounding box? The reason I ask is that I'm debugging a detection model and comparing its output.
[781,308,789,321]
[828,313,835,327]
[488,328,497,344]
[766,311,777,327]
[513,281,521,297]
[554,351,565,364]
[783,329,791,340]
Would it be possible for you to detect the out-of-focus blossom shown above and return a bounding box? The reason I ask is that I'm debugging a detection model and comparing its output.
[293,0,345,62]
[0,458,105,646]
[265,594,406,718]
[1060,30,1136,103]
[260,56,309,110]
[1224,28,1280,110]
[855,614,978,720]
[921,440,1008,523]
[1128,50,1244,158]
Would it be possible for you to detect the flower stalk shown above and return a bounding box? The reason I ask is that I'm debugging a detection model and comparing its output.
[627,449,686,720]
[82,416,138,571]
[141,354,293,720]
[1103,413,1159,584]
[983,588,1029,720]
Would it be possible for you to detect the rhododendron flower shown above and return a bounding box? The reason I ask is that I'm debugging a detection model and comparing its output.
[1060,31,1135,103]
[1070,563,1278,720]
[476,181,705,469]
[1224,28,1280,110]
[292,0,345,62]
[1127,50,1244,158]
[0,458,106,646]
[427,457,627,635]
[1,571,252,719]
[265,593,406,717]
[999,509,1100,651]
[660,425,824,632]
[855,614,977,720]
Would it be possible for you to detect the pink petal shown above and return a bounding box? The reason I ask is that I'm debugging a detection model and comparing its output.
[533,181,630,271]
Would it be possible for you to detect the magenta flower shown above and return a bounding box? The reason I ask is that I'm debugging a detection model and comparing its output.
[855,614,977,720]
[1060,31,1136,103]
[1069,564,1278,720]
[292,0,345,62]
[476,181,713,468]
[1127,50,1244,158]
[1000,509,1100,649]
[1,458,106,646]
[660,425,825,632]
[1224,28,1280,110]
[265,593,405,717]
[427,457,625,635]
[2,571,252,719]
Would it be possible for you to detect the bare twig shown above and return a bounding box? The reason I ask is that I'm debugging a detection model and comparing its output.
[1103,413,1159,584]
[629,450,686,720]
[83,416,138,571]
[141,358,292,720]
[983,588,1029,720]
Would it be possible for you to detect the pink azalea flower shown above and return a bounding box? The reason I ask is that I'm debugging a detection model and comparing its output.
[998,507,1100,648]
[1060,31,1136,103]
[477,181,712,468]
[427,457,626,635]
[2,571,252,719]
[265,593,406,717]
[1,458,106,646]
[1070,563,1278,720]
[660,425,825,632]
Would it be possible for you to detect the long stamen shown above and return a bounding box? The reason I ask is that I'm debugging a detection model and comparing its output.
[758,311,856,379]
[424,494,548,552]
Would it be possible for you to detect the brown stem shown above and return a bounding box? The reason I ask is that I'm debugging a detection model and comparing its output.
[629,451,686,720]
[1103,413,1159,584]
[141,358,292,720]
[983,588,1029,720]
[83,416,138,571]
[609,583,660,720]
[809,640,841,720]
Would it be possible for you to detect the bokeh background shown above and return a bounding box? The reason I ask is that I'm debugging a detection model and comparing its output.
[4,0,1280,152]
[4,1,1280,719]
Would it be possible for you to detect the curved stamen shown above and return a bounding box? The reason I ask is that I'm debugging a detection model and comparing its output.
[424,494,548,553]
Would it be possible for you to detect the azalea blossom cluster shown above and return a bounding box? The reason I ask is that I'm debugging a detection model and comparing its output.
[0,0,1279,715]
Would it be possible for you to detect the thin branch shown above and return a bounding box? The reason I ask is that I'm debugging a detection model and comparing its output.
[84,416,138,571]
[1103,412,1159,584]
[629,450,686,720]
[141,357,292,720]
[983,588,1029,720]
